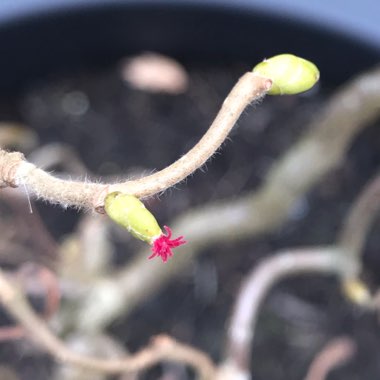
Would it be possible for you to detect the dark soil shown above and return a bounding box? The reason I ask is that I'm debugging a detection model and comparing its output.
[0,59,379,380]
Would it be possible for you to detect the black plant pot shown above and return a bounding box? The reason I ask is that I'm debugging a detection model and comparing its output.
[0,0,380,93]
[0,2,380,380]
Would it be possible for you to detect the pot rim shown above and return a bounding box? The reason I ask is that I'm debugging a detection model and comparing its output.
[0,0,379,93]
[1,0,379,52]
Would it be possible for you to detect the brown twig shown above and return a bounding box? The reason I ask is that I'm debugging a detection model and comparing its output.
[304,337,356,380]
[0,268,216,379]
[0,74,271,209]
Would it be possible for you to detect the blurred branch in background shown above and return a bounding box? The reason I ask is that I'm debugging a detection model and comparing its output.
[0,267,217,378]
[338,172,380,268]
[220,168,380,378]
[221,248,345,379]
[304,337,356,380]
[53,333,138,380]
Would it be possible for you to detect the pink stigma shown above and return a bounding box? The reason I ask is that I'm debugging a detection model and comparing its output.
[149,226,186,263]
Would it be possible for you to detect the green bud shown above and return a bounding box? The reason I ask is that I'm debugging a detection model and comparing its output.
[341,279,371,306]
[252,54,320,95]
[104,192,161,243]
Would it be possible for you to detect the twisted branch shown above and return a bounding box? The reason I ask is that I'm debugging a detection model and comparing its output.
[224,248,345,376]
[0,74,271,210]
[0,268,216,379]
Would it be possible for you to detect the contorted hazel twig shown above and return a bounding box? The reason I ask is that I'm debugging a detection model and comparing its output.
[103,54,319,261]
[0,54,319,261]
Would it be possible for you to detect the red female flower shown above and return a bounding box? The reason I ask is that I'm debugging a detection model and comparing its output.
[149,226,186,263]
